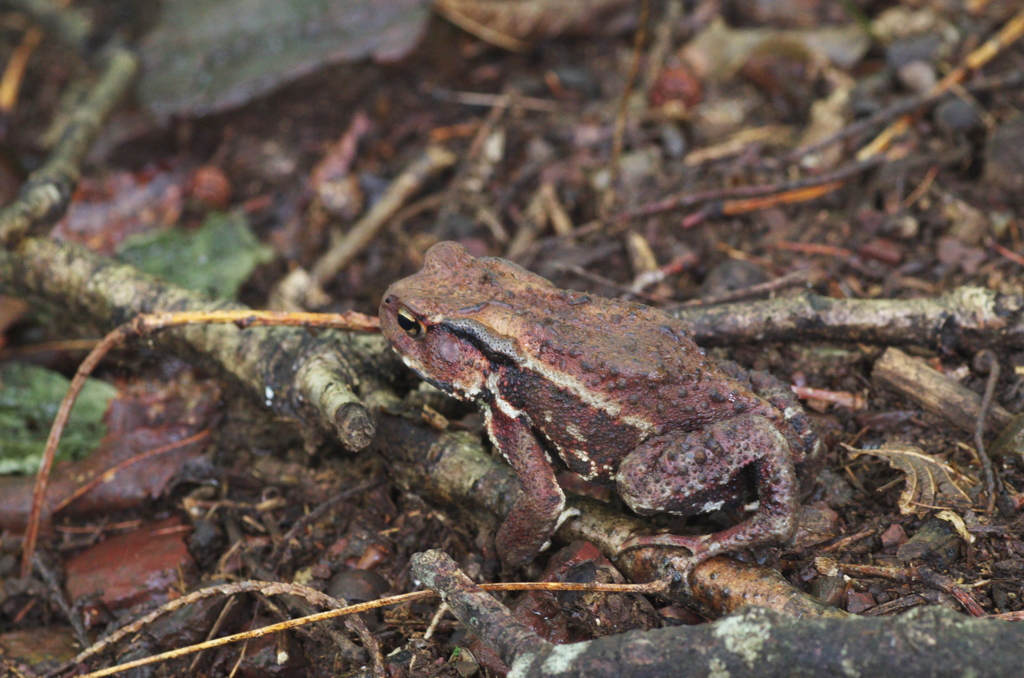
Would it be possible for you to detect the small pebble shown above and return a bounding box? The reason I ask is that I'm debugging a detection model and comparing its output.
[897,60,936,94]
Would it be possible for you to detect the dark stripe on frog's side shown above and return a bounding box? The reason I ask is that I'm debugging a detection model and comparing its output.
[441,319,524,367]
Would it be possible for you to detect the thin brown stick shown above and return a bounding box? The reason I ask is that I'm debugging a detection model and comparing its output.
[719,181,846,217]
[429,88,560,113]
[433,93,510,233]
[52,430,211,513]
[310,146,456,286]
[21,324,133,577]
[973,351,1001,515]
[21,310,379,577]
[68,579,663,678]
[0,338,99,358]
[614,155,884,222]
[988,237,1024,268]
[604,0,649,215]
[0,27,43,114]
[674,270,812,308]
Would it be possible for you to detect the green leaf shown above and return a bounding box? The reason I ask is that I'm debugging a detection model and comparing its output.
[117,211,274,299]
[0,363,118,475]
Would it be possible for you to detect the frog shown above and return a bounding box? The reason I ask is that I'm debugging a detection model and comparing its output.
[379,241,821,575]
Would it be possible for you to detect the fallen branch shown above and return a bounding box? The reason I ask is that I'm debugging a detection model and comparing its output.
[411,549,1024,678]
[0,237,383,449]
[872,347,1012,434]
[673,286,1023,354]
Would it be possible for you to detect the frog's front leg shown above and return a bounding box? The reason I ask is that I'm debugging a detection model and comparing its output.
[483,403,565,568]
[616,414,798,572]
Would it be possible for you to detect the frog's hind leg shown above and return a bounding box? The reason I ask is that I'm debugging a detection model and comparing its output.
[717,360,821,465]
[616,415,798,572]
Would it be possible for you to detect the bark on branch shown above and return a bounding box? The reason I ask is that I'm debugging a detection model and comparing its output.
[0,237,384,450]
[412,549,1024,678]
[674,286,1023,354]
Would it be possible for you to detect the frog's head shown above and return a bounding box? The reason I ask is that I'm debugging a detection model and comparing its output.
[380,241,545,400]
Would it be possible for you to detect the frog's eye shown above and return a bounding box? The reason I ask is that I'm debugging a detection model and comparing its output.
[396,309,425,338]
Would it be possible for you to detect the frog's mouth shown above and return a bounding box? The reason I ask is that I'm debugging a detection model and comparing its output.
[393,349,478,402]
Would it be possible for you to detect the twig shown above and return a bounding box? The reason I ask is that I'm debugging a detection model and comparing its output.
[673,270,812,308]
[52,430,211,513]
[871,347,1012,435]
[826,562,986,617]
[429,88,561,113]
[916,566,987,618]
[550,263,662,303]
[778,70,1024,166]
[856,8,1024,161]
[65,576,662,678]
[614,155,885,222]
[988,237,1024,268]
[716,181,846,218]
[187,596,239,673]
[20,310,378,578]
[791,386,866,410]
[604,0,649,214]
[973,350,1001,515]
[265,479,382,570]
[0,46,138,245]
[31,553,89,648]
[61,580,421,677]
[310,146,456,286]
[433,95,510,233]
[671,286,1023,354]
[0,26,44,116]
[640,0,683,96]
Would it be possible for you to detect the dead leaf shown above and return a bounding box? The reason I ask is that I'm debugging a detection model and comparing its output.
[682,19,870,81]
[139,0,429,117]
[935,509,975,544]
[845,443,974,516]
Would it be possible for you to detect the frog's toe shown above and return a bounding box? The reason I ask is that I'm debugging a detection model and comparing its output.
[619,532,708,556]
